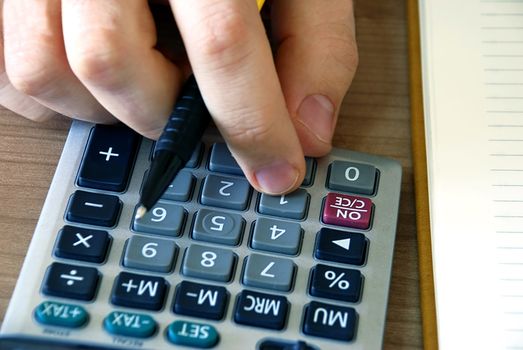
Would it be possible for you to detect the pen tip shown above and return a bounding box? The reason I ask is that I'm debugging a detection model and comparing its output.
[135,205,147,220]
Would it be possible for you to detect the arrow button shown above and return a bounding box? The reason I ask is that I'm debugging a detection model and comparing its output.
[314,228,367,266]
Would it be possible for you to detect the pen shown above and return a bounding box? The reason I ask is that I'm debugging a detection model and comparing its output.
[136,0,266,219]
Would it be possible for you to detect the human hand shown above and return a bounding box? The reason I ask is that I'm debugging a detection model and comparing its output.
[1,0,358,195]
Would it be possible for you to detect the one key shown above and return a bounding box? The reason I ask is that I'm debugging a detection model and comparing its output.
[192,208,244,246]
[309,264,362,302]
[251,217,302,255]
[123,235,178,273]
[181,245,236,282]
[258,189,310,220]
[111,272,167,311]
[41,262,100,301]
[328,160,377,195]
[314,228,367,266]
[322,192,373,229]
[132,201,186,237]
[66,190,121,227]
[34,301,88,328]
[200,174,251,211]
[77,124,140,192]
[234,290,288,330]
[54,225,111,263]
[173,281,229,320]
[242,254,296,292]
[104,311,157,338]
[302,301,357,341]
[208,142,243,175]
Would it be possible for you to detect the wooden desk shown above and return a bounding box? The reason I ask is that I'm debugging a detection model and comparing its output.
[0,0,422,348]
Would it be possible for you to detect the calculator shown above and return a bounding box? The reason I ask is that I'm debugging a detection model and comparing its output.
[0,121,401,350]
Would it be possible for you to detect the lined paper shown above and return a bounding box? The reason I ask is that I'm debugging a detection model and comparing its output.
[420,0,523,348]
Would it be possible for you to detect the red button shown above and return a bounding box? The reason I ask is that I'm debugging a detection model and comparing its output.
[322,192,372,229]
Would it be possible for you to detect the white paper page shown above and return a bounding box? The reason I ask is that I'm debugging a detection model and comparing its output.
[419,0,523,348]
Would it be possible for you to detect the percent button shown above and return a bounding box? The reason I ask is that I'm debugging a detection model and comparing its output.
[309,264,362,303]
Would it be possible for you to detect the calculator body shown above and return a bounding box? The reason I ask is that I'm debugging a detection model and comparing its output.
[0,121,402,350]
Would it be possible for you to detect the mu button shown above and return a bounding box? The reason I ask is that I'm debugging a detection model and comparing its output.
[111,272,167,311]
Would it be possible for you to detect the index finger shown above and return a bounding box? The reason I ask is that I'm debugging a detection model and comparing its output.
[169,0,306,195]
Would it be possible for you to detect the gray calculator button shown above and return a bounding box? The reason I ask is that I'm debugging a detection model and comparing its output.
[123,235,178,273]
[302,157,316,186]
[251,217,302,255]
[162,170,195,202]
[242,254,295,292]
[208,143,243,175]
[182,244,236,282]
[258,189,310,220]
[192,209,244,246]
[328,160,377,195]
[200,174,251,211]
[133,201,186,237]
[185,142,203,168]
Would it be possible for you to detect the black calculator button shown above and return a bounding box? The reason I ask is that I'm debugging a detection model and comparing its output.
[234,290,288,330]
[302,301,357,342]
[77,124,140,192]
[314,228,367,266]
[54,225,110,263]
[173,281,228,320]
[259,339,315,350]
[111,272,167,311]
[309,264,362,303]
[66,190,121,227]
[42,262,100,301]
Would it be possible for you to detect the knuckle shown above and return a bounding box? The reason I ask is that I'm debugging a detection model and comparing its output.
[219,108,277,150]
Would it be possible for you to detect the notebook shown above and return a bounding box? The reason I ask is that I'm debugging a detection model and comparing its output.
[413,0,523,348]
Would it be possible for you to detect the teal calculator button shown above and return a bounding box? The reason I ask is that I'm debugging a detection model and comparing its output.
[103,311,156,338]
[34,301,88,328]
[167,320,219,348]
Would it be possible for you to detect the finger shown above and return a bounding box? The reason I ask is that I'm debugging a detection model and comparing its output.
[3,0,114,123]
[170,0,306,195]
[62,0,183,139]
[271,0,358,156]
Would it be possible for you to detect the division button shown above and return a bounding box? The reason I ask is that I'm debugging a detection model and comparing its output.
[309,264,362,303]
[77,124,140,192]
[41,262,100,301]
[34,301,88,328]
[314,228,367,266]
[234,290,288,330]
[192,208,244,246]
[258,189,310,220]
[104,311,157,338]
[54,225,111,263]
[302,301,357,342]
[173,281,228,320]
[66,190,121,227]
[322,192,373,229]
[167,320,219,348]
[208,142,243,175]
[111,272,167,311]
[123,235,178,273]
[328,160,377,195]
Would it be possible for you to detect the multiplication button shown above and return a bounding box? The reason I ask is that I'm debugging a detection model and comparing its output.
[54,225,110,263]
[41,262,99,301]
[234,290,288,330]
[303,301,357,341]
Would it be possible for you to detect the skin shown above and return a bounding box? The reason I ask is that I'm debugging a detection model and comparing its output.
[0,0,358,195]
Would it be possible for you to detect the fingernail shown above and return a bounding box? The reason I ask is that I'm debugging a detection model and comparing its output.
[254,161,300,195]
[297,94,335,144]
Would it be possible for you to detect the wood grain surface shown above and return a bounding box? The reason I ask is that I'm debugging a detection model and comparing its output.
[0,0,422,348]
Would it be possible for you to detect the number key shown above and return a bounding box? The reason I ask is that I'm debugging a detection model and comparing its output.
[132,201,186,237]
[123,235,178,273]
[181,244,236,282]
[328,160,377,195]
[200,174,251,211]
[250,217,302,255]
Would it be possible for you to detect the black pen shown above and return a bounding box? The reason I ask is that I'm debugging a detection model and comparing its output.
[136,75,211,219]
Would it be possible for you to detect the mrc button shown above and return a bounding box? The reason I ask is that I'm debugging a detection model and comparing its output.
[234,290,288,330]
[322,192,373,230]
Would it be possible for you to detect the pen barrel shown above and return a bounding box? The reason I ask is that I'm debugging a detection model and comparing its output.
[154,75,211,162]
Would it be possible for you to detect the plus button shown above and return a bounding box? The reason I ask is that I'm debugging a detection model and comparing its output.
[99,147,119,161]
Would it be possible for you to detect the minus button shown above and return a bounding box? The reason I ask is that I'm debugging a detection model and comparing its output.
[66,190,121,227]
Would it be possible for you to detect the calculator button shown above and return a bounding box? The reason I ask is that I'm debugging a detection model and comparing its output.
[160,169,195,202]
[132,201,186,237]
[54,225,110,263]
[34,301,88,328]
[309,264,362,302]
[208,142,243,175]
[322,192,373,229]
[258,189,310,220]
[302,301,357,341]
[242,254,295,292]
[192,208,244,246]
[259,339,315,350]
[173,281,229,320]
[314,228,367,266]
[185,142,203,168]
[167,320,219,348]
[200,174,251,211]
[234,290,288,330]
[66,190,121,227]
[42,262,100,301]
[181,244,236,282]
[104,311,157,338]
[328,160,377,195]
[111,272,167,311]
[251,217,302,255]
[302,157,316,186]
[77,124,141,192]
[123,235,178,273]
